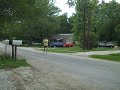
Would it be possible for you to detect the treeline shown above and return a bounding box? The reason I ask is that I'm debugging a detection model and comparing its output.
[1,0,120,48]
[0,0,72,44]
[68,0,120,49]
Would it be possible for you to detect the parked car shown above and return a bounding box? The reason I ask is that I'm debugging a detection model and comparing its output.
[49,42,63,47]
[63,42,74,47]
[32,41,41,45]
[98,41,115,48]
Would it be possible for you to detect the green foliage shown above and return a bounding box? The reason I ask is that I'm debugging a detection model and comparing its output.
[86,32,98,48]
[0,0,29,39]
[1,0,120,48]
[0,0,61,41]
[68,0,120,49]
[114,24,120,46]
[0,54,30,69]
[18,1,61,40]
[80,31,98,48]
[55,13,72,34]
[96,1,120,42]
[91,53,120,62]
[71,0,98,49]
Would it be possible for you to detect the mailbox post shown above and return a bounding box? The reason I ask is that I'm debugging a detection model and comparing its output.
[3,40,9,57]
[15,46,17,60]
[12,40,23,60]
[3,40,23,60]
[12,45,14,59]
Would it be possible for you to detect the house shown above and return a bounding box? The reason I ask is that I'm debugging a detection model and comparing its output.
[51,34,74,43]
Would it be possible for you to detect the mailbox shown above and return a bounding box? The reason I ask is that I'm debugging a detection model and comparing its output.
[3,40,9,45]
[12,40,23,46]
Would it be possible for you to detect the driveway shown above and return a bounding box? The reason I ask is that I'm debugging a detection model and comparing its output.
[0,43,120,90]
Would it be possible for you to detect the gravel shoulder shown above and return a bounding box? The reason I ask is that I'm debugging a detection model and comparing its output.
[0,66,94,90]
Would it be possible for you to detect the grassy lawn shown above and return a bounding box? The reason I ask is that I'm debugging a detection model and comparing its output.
[92,47,112,51]
[37,46,112,53]
[0,54,30,69]
[21,44,43,48]
[90,53,120,62]
[38,46,87,53]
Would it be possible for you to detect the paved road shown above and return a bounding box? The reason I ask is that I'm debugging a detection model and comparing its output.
[0,43,120,89]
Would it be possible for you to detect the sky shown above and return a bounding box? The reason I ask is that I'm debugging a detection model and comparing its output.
[55,0,120,17]
[55,0,75,17]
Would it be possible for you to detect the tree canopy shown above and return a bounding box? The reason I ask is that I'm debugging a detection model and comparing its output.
[67,0,120,48]
[1,0,120,47]
[0,0,61,42]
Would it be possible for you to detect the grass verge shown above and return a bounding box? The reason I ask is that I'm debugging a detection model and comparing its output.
[21,44,43,48]
[37,46,111,53]
[38,46,87,53]
[0,54,30,69]
[90,53,120,62]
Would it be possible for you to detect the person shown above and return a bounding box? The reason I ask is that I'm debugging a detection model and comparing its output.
[43,37,48,53]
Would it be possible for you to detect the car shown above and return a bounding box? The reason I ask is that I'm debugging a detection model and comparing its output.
[98,42,106,47]
[63,42,74,47]
[98,41,115,48]
[49,42,63,47]
[106,42,115,48]
[32,41,41,45]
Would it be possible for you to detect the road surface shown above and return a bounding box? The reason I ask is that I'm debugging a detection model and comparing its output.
[0,43,120,89]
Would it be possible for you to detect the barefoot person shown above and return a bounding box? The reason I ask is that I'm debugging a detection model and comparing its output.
[43,37,48,53]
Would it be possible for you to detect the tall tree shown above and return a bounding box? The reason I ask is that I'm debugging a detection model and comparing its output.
[0,0,30,39]
[57,13,72,34]
[68,0,98,49]
[96,0,120,42]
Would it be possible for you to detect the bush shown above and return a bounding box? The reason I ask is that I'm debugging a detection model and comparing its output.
[80,31,98,49]
[114,24,120,46]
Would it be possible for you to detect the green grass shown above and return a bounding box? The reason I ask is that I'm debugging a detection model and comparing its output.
[37,46,112,53]
[90,53,120,62]
[38,46,87,53]
[0,54,30,69]
[92,47,111,51]
[21,44,43,48]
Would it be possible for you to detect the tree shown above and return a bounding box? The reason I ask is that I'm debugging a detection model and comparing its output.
[114,24,120,46]
[1,0,61,45]
[96,0,120,42]
[0,0,30,39]
[68,0,98,49]
[56,13,72,34]
[68,15,75,33]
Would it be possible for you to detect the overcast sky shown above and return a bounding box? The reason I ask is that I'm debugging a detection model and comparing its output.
[55,0,120,17]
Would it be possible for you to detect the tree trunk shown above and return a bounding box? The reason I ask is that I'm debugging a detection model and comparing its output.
[26,37,32,45]
[83,0,86,50]
[87,10,91,49]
